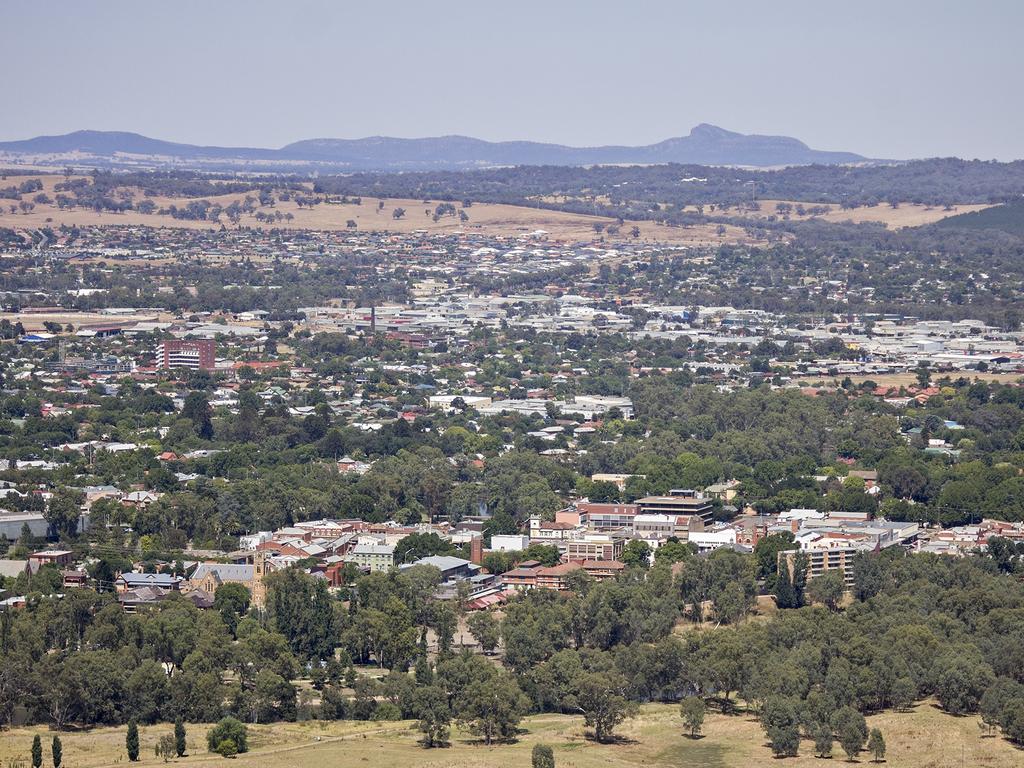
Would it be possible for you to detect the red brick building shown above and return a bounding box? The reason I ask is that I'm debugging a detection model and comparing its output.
[502,559,626,591]
[160,339,216,371]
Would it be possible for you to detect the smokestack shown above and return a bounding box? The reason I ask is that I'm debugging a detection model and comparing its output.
[470,536,483,565]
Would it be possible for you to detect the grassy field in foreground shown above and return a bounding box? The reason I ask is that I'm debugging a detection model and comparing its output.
[1,701,1021,768]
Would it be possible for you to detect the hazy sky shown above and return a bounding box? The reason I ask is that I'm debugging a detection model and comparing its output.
[5,0,1022,160]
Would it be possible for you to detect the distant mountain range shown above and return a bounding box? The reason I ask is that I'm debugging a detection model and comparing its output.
[0,124,870,171]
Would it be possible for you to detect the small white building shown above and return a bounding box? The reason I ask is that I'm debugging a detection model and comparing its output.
[779,508,825,523]
[688,529,738,553]
[428,394,493,413]
[239,531,273,550]
[490,534,530,552]
[563,395,634,420]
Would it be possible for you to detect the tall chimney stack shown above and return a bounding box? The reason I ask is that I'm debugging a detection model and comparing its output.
[470,536,484,565]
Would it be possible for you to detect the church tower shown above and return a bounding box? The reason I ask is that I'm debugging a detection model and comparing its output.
[251,549,268,609]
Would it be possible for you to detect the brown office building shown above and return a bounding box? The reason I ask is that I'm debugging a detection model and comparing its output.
[161,339,216,371]
[634,489,714,524]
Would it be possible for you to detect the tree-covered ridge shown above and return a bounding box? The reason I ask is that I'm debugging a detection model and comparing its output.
[3,537,1024,752]
[312,158,1024,209]
[937,199,1024,237]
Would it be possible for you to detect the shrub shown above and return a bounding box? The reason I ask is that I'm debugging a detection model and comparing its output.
[867,728,886,762]
[680,696,706,737]
[155,734,176,762]
[174,718,187,757]
[207,717,248,755]
[214,739,238,758]
[532,743,555,768]
[126,720,140,762]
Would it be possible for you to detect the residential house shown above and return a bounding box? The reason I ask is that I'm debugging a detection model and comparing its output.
[61,569,88,589]
[528,516,580,542]
[118,586,172,613]
[590,474,642,492]
[29,550,74,570]
[705,480,740,502]
[115,572,183,593]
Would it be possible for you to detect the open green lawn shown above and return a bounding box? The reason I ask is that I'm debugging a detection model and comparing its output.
[1,701,1020,768]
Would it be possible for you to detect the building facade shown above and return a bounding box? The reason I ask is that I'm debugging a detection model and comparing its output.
[348,543,395,572]
[160,339,216,371]
[634,490,714,524]
[564,533,626,561]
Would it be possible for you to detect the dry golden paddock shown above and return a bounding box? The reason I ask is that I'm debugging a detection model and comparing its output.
[806,372,1024,389]
[689,198,993,229]
[535,194,992,230]
[0,701,1020,768]
[0,175,753,246]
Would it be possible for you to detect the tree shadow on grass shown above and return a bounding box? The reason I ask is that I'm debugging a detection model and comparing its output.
[417,739,452,749]
[454,733,523,747]
[583,732,639,746]
[927,702,968,716]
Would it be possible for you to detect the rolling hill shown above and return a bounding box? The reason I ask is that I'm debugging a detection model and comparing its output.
[935,199,1024,236]
[0,124,868,171]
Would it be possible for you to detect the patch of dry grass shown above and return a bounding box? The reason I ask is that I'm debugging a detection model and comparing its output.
[528,191,990,231]
[1,701,1019,768]
[703,199,994,230]
[0,175,753,246]
[803,372,1024,389]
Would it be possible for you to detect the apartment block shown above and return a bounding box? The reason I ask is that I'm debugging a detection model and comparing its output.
[575,502,638,531]
[564,533,626,561]
[160,339,216,370]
